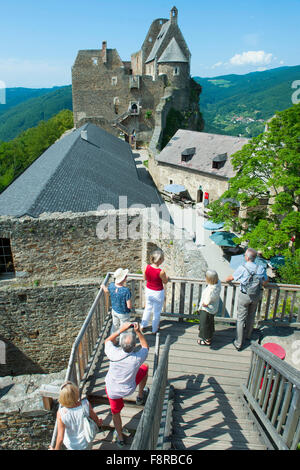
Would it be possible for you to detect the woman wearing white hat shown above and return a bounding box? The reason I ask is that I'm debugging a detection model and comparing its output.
[101,268,132,333]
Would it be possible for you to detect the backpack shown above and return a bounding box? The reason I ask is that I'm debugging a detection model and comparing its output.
[242,265,262,300]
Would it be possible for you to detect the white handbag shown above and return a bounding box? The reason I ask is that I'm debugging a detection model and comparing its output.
[82,402,99,443]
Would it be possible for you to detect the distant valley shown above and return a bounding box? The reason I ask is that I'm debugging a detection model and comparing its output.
[194,65,300,137]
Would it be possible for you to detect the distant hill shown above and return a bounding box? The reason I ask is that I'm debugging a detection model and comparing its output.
[0,86,72,141]
[0,109,74,193]
[0,87,60,116]
[194,65,300,137]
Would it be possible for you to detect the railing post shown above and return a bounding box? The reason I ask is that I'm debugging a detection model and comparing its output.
[281,386,300,448]
[153,333,160,376]
[179,282,186,321]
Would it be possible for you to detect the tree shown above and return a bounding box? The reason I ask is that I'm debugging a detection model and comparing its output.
[207,104,300,260]
[0,110,74,193]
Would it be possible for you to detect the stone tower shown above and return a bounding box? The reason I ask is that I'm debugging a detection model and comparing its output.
[72,7,202,150]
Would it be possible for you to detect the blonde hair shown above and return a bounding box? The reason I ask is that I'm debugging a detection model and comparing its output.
[150,249,164,265]
[59,381,80,408]
[205,270,219,285]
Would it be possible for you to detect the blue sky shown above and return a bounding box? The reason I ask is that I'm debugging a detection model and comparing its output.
[0,0,299,88]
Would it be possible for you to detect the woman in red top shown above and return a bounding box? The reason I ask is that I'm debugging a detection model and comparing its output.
[141,249,170,334]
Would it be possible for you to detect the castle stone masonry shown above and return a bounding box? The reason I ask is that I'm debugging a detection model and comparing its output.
[72,7,201,147]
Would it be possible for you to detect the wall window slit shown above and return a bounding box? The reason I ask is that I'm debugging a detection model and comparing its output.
[0,238,15,278]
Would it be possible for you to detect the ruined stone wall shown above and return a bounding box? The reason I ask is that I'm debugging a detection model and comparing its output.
[0,280,100,376]
[0,369,65,450]
[72,54,167,138]
[0,410,55,450]
[0,210,145,375]
[0,211,143,281]
[158,62,190,89]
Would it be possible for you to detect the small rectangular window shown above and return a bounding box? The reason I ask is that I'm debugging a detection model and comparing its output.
[0,238,15,276]
[173,67,180,76]
[92,57,98,65]
[111,77,118,86]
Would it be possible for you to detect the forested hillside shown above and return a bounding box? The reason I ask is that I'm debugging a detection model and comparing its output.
[0,109,74,193]
[0,86,72,141]
[0,87,59,116]
[194,65,300,137]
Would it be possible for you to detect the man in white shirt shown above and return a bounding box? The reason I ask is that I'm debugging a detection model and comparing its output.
[225,248,268,351]
[104,321,149,447]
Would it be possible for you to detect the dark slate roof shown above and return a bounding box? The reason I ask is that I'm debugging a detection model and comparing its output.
[145,20,171,63]
[0,123,162,217]
[158,38,188,63]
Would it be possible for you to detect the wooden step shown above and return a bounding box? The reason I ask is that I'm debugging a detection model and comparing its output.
[83,320,264,451]
[172,436,266,450]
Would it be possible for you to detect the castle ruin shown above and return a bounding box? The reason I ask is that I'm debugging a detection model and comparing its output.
[72,7,203,149]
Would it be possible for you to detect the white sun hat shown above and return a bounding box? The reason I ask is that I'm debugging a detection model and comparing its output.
[113,268,129,284]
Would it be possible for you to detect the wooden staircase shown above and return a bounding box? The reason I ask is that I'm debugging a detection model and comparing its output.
[82,319,266,450]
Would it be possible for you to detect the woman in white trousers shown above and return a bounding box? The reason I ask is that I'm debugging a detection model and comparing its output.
[141,249,170,334]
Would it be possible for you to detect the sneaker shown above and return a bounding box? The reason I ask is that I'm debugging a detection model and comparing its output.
[122,427,131,437]
[136,386,149,405]
[113,430,125,448]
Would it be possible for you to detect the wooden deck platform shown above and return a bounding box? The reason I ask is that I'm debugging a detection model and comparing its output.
[84,319,266,450]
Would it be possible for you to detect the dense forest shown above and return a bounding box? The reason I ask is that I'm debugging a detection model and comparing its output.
[194,65,300,137]
[0,109,74,193]
[0,86,61,116]
[0,86,72,141]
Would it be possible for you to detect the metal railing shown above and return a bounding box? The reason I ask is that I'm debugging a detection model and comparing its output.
[64,273,110,388]
[49,273,110,448]
[46,272,299,448]
[125,273,300,326]
[241,342,300,450]
[130,334,171,450]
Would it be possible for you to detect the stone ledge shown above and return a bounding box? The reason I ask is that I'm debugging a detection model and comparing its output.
[0,369,66,416]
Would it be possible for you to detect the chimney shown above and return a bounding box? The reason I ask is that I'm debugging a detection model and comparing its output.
[102,41,107,63]
[81,130,88,141]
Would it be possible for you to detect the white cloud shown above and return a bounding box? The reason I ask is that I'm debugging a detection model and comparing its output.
[229,50,273,66]
[212,61,223,69]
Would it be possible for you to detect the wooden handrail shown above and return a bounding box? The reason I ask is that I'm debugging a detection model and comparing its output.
[46,273,111,448]
[130,335,171,450]
[241,342,300,450]
[123,273,300,326]
[44,272,299,449]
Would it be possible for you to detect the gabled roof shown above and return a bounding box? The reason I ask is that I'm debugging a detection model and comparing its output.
[145,20,171,64]
[158,38,188,63]
[156,130,249,179]
[0,123,162,218]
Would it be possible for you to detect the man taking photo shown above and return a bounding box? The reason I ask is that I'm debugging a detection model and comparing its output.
[104,321,149,447]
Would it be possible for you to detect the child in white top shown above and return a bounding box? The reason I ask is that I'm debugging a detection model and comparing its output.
[197,270,221,346]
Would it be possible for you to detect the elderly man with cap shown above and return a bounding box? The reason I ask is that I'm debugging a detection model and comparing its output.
[104,322,149,448]
[225,248,268,351]
[101,268,132,334]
